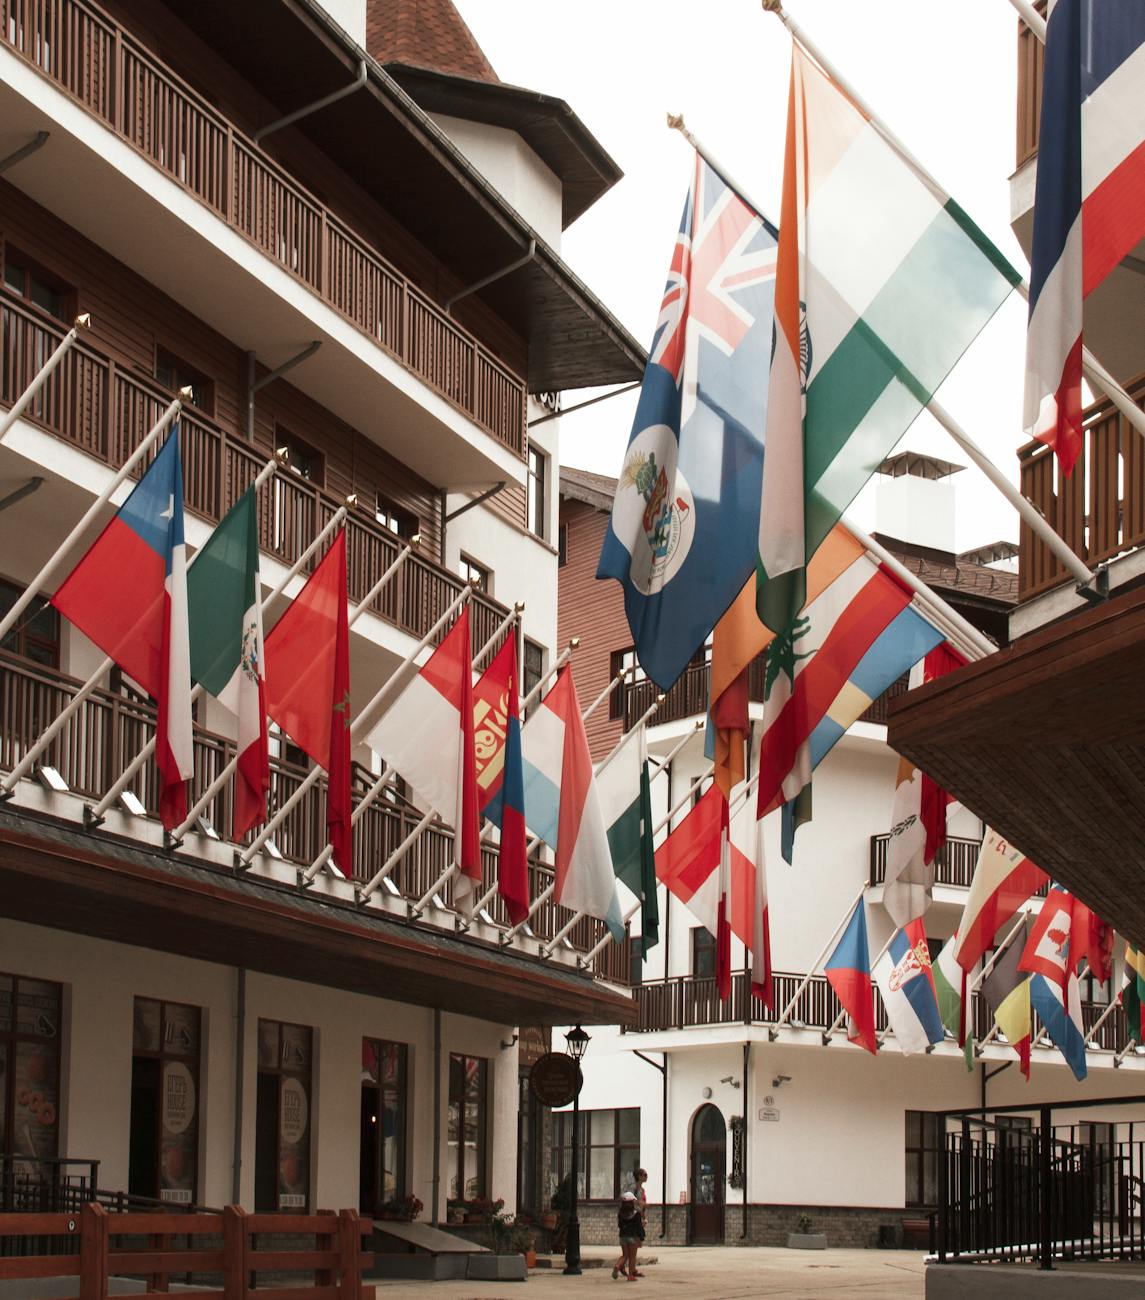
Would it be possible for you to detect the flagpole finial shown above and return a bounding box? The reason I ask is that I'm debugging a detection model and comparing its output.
[656,692,666,704]
[74,312,91,330]
[569,636,580,650]
[666,112,685,132]
[513,600,525,614]
[274,445,290,465]
[345,493,358,508]
[693,718,705,730]
[761,0,785,14]
[410,532,422,546]
[177,384,194,401]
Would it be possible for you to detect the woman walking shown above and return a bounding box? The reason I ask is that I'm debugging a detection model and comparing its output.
[613,1168,649,1280]
[614,1191,644,1280]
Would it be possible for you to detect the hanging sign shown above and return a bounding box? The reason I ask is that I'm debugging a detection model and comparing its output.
[528,1053,582,1107]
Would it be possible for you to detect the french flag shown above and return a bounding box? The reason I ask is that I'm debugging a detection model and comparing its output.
[52,432,192,827]
[1024,1,1145,475]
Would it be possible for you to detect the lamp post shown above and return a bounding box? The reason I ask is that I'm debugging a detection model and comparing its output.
[563,1024,590,1276]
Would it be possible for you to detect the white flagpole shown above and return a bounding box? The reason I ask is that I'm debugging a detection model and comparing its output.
[670,109,1099,597]
[0,391,189,647]
[0,314,91,445]
[768,884,867,1038]
[89,490,354,825]
[765,0,1145,451]
[1083,996,1121,1050]
[234,582,474,867]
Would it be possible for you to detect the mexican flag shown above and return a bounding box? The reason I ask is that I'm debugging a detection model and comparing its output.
[188,487,269,839]
[933,933,974,1072]
[596,725,658,956]
[756,41,1019,632]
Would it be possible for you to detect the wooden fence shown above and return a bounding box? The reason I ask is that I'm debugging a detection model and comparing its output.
[0,1201,374,1298]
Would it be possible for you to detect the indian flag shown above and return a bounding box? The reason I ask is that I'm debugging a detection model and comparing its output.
[756,42,1020,632]
[187,487,269,839]
[596,725,658,956]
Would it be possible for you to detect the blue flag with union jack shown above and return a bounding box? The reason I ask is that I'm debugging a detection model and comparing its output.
[596,153,777,690]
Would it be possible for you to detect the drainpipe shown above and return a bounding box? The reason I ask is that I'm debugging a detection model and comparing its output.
[432,1009,442,1227]
[231,967,246,1206]
[632,1050,668,1240]
[741,1042,749,1239]
[444,239,535,312]
[254,60,368,144]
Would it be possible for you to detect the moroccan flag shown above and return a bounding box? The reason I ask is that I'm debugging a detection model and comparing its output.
[982,918,1032,1080]
[1121,945,1145,1044]
[597,725,658,956]
[954,830,1049,974]
[367,607,481,895]
[824,899,877,1055]
[755,41,1018,632]
[264,531,351,873]
[187,487,269,839]
[933,933,974,1072]
[52,432,192,829]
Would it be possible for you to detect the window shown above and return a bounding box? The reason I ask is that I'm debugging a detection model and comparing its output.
[447,1053,488,1203]
[375,495,418,541]
[459,555,490,594]
[905,1110,942,1207]
[609,647,648,721]
[155,347,213,415]
[522,639,544,719]
[0,974,61,1169]
[692,928,716,979]
[130,998,201,1204]
[551,1108,639,1202]
[3,251,71,322]
[279,431,324,486]
[0,578,59,668]
[361,1039,408,1215]
[1078,967,1111,1005]
[255,1020,313,1211]
[528,446,547,539]
[558,522,568,567]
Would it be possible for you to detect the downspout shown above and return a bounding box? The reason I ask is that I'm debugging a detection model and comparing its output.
[741,1042,749,1239]
[231,967,246,1205]
[632,1050,668,1240]
[432,1008,442,1227]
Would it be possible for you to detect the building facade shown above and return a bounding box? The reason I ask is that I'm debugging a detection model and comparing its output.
[0,0,642,1227]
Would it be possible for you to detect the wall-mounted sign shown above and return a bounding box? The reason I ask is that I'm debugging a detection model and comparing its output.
[758,1106,780,1123]
[528,1053,581,1108]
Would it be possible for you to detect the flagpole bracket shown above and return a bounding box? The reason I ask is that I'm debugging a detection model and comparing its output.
[164,830,184,852]
[767,1028,779,1042]
[295,868,311,890]
[0,786,13,805]
[232,850,250,873]
[82,804,105,830]
[820,1031,832,1047]
[1075,563,1109,606]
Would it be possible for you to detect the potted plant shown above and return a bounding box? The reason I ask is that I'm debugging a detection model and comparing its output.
[512,1220,537,1268]
[787,1212,828,1250]
[446,1198,465,1225]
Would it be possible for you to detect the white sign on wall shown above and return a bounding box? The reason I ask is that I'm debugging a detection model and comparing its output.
[758,1106,780,1123]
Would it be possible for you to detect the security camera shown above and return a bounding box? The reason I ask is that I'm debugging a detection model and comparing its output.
[772,1074,792,1088]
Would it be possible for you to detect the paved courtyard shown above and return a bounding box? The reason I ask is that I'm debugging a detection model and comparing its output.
[373,1245,928,1298]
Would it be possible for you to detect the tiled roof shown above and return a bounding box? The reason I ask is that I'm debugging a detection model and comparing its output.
[559,466,617,512]
[893,549,1019,606]
[366,0,499,83]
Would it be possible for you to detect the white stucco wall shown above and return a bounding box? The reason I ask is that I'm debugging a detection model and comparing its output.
[310,0,366,47]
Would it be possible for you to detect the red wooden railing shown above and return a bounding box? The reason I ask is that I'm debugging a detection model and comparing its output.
[0,0,527,454]
[1015,0,1047,168]
[0,1201,374,1298]
[0,651,632,983]
[0,288,508,651]
[1018,370,1145,599]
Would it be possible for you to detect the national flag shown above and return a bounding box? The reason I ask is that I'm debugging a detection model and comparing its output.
[1030,970,1088,1082]
[473,633,515,811]
[933,933,975,1071]
[1065,894,1114,985]
[755,540,944,818]
[746,802,772,1008]
[874,919,944,1056]
[982,918,1032,1080]
[824,899,877,1054]
[917,644,963,863]
[954,830,1049,974]
[187,487,269,839]
[264,531,352,873]
[1121,944,1145,1044]
[1024,1,1145,474]
[597,152,778,690]
[52,432,193,829]
[779,784,811,866]
[1018,888,1074,989]
[596,726,658,956]
[756,42,1018,632]
[366,606,480,894]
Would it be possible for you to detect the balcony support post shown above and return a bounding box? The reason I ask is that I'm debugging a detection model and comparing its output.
[0,130,49,175]
[768,884,866,1041]
[253,60,368,143]
[245,342,322,442]
[239,583,472,868]
[0,310,88,446]
[87,453,298,827]
[445,239,535,312]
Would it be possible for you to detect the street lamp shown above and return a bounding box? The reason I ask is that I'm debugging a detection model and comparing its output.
[563,1024,591,1276]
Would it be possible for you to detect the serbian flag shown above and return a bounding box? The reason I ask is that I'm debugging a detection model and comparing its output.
[264,531,352,873]
[367,606,481,898]
[824,898,877,1055]
[52,432,193,829]
[953,829,1049,974]
[874,919,944,1056]
[1024,1,1145,474]
[473,629,528,924]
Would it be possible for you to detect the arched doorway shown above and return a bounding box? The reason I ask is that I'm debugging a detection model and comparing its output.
[689,1104,726,1244]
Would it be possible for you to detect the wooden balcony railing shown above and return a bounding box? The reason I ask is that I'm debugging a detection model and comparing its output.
[628,971,1127,1051]
[869,834,983,889]
[0,650,631,983]
[0,0,526,455]
[0,288,509,653]
[1018,370,1145,600]
[1015,0,1047,168]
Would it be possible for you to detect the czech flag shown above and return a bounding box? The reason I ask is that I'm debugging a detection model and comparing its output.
[824,899,877,1055]
[52,432,192,828]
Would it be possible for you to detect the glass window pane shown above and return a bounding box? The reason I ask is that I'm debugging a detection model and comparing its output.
[589,1159,614,1201]
[258,1020,279,1071]
[16,980,60,1039]
[590,1110,613,1146]
[281,1024,310,1073]
[905,1111,921,1146]
[133,998,161,1053]
[618,1109,640,1144]
[163,1004,199,1057]
[14,1039,58,1159]
[3,261,21,292]
[906,1153,921,1204]
[0,977,11,1034]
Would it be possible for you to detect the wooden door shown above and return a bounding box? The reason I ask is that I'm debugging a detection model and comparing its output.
[689,1104,726,1244]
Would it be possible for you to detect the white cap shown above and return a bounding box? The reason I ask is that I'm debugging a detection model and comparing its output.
[621,1191,637,1201]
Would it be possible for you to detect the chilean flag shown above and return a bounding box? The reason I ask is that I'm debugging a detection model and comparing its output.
[824,899,877,1055]
[52,432,193,828]
[1024,1,1145,475]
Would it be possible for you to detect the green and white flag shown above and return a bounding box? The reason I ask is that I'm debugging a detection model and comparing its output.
[596,725,658,956]
[933,933,975,1072]
[187,487,269,838]
[757,42,1021,631]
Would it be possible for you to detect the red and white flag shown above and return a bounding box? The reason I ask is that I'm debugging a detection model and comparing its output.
[954,829,1049,974]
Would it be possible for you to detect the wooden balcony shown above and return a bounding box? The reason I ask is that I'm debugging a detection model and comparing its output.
[1015,0,1046,168]
[0,650,632,984]
[869,834,983,889]
[0,288,511,652]
[1018,370,1145,600]
[627,971,1126,1052]
[0,0,526,455]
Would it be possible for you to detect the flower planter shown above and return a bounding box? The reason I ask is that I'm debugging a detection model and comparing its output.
[524,1249,537,1268]
[540,1211,558,1230]
[787,1232,828,1250]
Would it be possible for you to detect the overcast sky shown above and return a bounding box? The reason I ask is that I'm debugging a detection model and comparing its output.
[457,0,1033,553]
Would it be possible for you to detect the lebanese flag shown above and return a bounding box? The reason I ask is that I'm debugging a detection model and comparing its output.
[264,531,352,873]
[953,829,1049,974]
[52,432,193,829]
[366,606,481,895]
[187,487,269,839]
